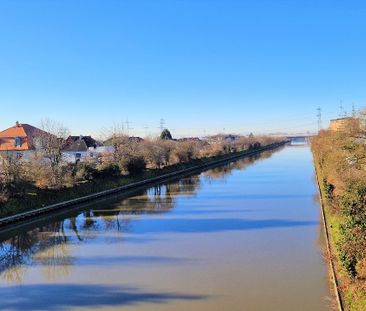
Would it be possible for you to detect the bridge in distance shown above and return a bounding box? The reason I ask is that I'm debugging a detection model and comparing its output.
[269,133,315,145]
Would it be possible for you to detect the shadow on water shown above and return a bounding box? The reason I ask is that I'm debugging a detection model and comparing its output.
[0,284,208,311]
[0,148,281,284]
[132,218,317,234]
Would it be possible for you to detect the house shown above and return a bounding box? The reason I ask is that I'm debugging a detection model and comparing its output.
[64,135,101,152]
[62,135,111,163]
[0,122,48,159]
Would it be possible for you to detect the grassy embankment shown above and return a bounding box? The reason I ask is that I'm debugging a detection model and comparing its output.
[0,143,282,219]
[314,160,350,310]
[312,128,366,311]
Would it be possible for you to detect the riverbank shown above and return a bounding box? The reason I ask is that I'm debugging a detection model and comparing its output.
[314,164,344,311]
[0,141,286,228]
[312,129,366,311]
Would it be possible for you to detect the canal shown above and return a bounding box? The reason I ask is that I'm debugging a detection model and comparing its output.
[0,146,333,311]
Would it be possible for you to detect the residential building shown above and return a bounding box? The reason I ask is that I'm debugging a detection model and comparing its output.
[62,135,112,163]
[0,122,48,159]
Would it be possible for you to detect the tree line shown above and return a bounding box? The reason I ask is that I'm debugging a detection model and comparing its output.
[0,121,282,210]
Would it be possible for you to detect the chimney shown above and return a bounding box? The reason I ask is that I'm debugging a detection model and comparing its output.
[15,121,20,127]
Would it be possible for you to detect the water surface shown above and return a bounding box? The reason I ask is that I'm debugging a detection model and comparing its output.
[0,146,333,310]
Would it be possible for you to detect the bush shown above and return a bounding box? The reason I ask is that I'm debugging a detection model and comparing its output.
[72,162,98,181]
[95,163,121,178]
[142,140,166,168]
[339,248,358,278]
[323,178,335,201]
[0,182,9,204]
[126,156,146,175]
[340,180,366,222]
[173,141,199,163]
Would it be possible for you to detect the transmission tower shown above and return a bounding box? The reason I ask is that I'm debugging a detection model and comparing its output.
[339,101,347,117]
[317,107,322,132]
[352,103,356,117]
[125,118,133,135]
[159,118,165,132]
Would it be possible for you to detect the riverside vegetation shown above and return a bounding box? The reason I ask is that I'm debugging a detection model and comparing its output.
[0,126,283,218]
[312,117,366,310]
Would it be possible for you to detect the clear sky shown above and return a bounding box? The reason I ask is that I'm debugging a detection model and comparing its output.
[1,0,365,138]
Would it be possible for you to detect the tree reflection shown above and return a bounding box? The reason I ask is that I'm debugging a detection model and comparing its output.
[0,149,277,284]
[203,148,279,181]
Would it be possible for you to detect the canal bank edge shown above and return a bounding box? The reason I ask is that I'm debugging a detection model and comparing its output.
[314,164,344,311]
[0,141,287,230]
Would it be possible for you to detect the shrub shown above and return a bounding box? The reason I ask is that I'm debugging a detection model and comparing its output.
[95,163,121,178]
[0,181,9,204]
[339,248,358,278]
[323,178,335,201]
[142,140,166,169]
[72,162,98,181]
[340,180,366,222]
[126,156,146,175]
[173,141,199,163]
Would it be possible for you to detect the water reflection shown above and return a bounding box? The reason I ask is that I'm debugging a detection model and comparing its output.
[0,148,280,284]
[203,150,275,181]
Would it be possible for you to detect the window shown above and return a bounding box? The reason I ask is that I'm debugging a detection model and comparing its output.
[15,137,21,147]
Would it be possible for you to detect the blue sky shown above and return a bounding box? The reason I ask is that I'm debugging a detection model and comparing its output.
[1,0,365,138]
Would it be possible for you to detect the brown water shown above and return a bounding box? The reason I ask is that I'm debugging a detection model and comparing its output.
[0,146,333,311]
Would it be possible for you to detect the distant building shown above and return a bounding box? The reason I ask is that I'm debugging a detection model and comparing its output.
[329,117,359,131]
[62,135,104,163]
[64,135,101,152]
[204,134,240,144]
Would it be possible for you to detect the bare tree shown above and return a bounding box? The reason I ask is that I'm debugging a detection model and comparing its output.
[142,138,173,168]
[32,119,71,188]
[0,152,23,185]
[38,119,70,168]
[0,178,8,204]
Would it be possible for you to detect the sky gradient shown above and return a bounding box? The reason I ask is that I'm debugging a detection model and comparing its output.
[1,0,365,138]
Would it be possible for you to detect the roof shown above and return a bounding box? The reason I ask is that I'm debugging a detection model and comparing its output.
[64,136,101,152]
[0,122,45,138]
[330,117,354,122]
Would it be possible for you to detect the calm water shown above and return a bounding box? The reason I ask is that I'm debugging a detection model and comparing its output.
[0,146,333,311]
